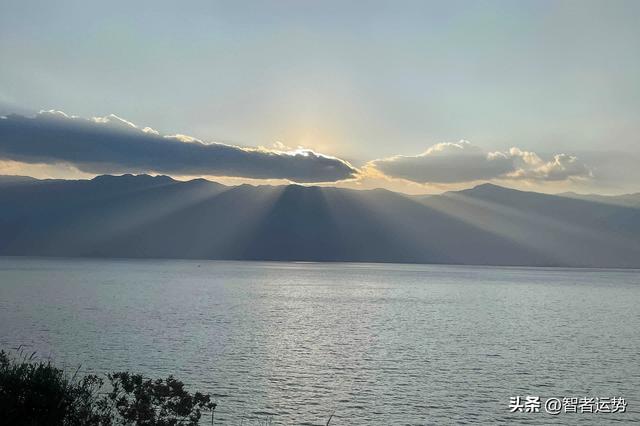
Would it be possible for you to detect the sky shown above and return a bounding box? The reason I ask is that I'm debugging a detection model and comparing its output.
[1,0,639,194]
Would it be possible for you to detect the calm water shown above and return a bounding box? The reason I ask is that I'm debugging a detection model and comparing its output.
[0,257,639,424]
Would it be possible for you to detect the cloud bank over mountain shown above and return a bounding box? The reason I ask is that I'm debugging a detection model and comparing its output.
[0,111,358,183]
[0,111,594,188]
[370,141,592,184]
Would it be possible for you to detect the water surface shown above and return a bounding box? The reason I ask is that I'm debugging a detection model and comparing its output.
[0,257,638,424]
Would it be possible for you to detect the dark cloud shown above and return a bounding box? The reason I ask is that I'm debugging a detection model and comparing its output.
[0,111,358,183]
[371,141,592,184]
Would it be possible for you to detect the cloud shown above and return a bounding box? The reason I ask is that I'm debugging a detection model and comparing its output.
[0,111,358,183]
[506,148,592,181]
[370,141,592,184]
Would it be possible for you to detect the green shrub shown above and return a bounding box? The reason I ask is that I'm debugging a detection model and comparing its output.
[102,371,216,425]
[0,350,216,425]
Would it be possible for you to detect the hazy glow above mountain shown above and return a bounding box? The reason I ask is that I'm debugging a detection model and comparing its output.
[0,1,638,194]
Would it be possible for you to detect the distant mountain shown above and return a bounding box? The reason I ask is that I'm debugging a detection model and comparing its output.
[0,175,639,268]
[558,191,640,209]
[0,175,40,185]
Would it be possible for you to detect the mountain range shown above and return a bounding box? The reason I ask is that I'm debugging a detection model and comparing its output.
[1,174,639,268]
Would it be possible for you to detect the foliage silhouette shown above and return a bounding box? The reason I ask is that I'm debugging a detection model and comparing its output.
[0,349,216,425]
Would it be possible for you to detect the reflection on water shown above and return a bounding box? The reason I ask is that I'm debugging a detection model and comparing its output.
[0,257,638,424]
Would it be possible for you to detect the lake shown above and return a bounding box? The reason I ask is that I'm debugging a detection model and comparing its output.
[0,257,638,424]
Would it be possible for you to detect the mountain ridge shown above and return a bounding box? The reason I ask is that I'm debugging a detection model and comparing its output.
[1,175,638,268]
